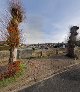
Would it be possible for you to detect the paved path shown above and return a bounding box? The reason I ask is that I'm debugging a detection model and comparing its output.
[19,64,80,92]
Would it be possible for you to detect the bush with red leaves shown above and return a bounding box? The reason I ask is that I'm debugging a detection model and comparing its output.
[0,61,21,80]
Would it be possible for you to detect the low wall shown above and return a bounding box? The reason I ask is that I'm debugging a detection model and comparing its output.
[0,51,9,61]
[0,48,70,60]
[17,49,33,59]
[17,49,56,59]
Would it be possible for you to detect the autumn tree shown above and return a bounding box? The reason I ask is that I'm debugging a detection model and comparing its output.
[6,0,24,63]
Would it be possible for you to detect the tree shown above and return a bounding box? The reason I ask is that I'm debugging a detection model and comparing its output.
[7,0,24,63]
[66,26,79,58]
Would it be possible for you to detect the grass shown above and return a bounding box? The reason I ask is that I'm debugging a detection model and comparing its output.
[0,63,26,88]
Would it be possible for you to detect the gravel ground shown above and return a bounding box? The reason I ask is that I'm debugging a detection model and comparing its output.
[0,55,79,92]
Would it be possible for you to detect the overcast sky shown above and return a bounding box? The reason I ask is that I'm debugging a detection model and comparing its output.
[0,0,80,44]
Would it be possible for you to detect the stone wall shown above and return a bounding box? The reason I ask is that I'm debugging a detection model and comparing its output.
[0,51,9,61]
[0,48,68,60]
[17,49,33,59]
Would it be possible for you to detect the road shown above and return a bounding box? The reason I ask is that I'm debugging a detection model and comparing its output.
[19,64,80,92]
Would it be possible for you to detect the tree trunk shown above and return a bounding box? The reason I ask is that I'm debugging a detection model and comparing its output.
[9,47,17,63]
[67,47,75,58]
[9,47,14,63]
[13,47,17,61]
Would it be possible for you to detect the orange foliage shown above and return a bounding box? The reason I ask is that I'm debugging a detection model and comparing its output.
[8,61,20,72]
[7,0,23,48]
[0,61,21,80]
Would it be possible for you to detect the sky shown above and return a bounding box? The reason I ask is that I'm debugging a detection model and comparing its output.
[0,0,80,44]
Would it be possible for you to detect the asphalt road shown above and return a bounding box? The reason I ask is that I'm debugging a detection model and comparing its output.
[19,64,80,92]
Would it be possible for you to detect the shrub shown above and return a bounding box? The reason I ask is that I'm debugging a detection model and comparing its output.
[0,61,26,88]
